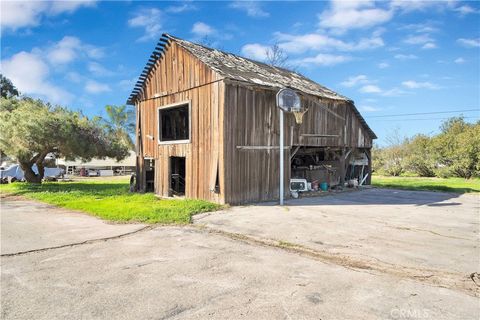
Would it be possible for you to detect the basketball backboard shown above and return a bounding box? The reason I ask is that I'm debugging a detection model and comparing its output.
[276,88,301,112]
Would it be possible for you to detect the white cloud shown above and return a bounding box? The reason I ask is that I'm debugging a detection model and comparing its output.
[341,75,369,87]
[273,32,384,54]
[399,22,439,34]
[390,0,431,12]
[1,0,96,32]
[191,22,215,37]
[0,36,107,103]
[128,8,162,42]
[393,1,478,16]
[457,38,480,48]
[85,80,111,94]
[401,80,439,90]
[46,36,104,65]
[0,51,72,103]
[453,5,479,15]
[378,62,389,68]
[230,1,269,18]
[318,0,393,33]
[360,84,382,93]
[165,3,196,13]
[49,0,96,15]
[294,53,351,67]
[403,34,434,45]
[394,54,418,60]
[339,74,409,96]
[422,42,437,49]
[88,62,114,77]
[381,87,407,97]
[46,36,81,64]
[66,72,83,83]
[241,43,269,60]
[454,57,466,64]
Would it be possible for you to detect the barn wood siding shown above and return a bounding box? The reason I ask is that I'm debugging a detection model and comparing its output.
[136,41,225,203]
[223,82,373,204]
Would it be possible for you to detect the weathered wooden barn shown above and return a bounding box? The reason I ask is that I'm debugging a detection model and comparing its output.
[127,34,376,204]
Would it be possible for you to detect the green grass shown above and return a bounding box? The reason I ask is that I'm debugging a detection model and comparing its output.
[0,179,221,224]
[372,175,480,194]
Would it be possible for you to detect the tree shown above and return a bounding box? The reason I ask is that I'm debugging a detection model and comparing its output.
[104,104,135,149]
[371,143,385,174]
[432,117,480,179]
[404,134,435,177]
[381,128,407,176]
[265,43,289,68]
[0,74,20,98]
[0,97,130,183]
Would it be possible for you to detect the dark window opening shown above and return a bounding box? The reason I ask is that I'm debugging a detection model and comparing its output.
[170,157,186,196]
[159,104,189,142]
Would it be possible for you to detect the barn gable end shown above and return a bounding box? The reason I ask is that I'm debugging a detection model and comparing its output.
[133,38,226,203]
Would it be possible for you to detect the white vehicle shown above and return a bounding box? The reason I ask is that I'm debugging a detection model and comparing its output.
[0,164,64,182]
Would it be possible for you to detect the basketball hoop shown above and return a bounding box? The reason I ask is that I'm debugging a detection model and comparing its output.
[276,88,301,112]
[276,88,306,125]
[293,109,307,124]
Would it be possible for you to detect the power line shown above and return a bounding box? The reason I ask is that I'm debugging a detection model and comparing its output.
[368,108,479,118]
[370,116,480,122]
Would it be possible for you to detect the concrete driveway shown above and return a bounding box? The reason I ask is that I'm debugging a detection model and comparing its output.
[195,188,480,296]
[1,189,479,320]
[1,199,147,255]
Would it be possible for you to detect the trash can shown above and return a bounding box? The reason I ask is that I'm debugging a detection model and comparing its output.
[320,182,328,191]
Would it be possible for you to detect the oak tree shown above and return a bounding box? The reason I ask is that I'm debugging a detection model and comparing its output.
[0,97,130,183]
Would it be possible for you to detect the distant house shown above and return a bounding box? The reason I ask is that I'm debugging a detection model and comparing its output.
[127,34,376,204]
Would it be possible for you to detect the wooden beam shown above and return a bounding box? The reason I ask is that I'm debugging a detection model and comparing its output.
[360,173,369,186]
[308,99,345,121]
[236,146,291,150]
[290,146,301,160]
[301,134,340,137]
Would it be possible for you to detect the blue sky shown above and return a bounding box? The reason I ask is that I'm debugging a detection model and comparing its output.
[1,0,479,145]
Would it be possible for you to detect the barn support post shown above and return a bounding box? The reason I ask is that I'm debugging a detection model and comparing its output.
[366,148,372,185]
[135,102,146,192]
[339,148,346,188]
[279,109,284,205]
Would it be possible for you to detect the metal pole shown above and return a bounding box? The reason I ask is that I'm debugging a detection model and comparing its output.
[279,109,284,205]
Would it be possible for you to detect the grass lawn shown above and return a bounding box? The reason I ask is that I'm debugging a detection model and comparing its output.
[372,175,480,194]
[0,178,221,224]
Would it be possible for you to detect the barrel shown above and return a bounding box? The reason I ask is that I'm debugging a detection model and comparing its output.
[320,182,328,191]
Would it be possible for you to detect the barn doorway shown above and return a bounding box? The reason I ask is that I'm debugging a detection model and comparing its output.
[290,147,341,188]
[145,159,155,192]
[170,156,186,196]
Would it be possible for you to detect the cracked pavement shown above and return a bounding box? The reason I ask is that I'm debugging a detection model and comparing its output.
[1,189,479,319]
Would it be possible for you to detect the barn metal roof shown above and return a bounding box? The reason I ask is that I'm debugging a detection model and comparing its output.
[127,34,376,139]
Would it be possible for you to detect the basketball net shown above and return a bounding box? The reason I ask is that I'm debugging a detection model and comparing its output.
[293,109,307,124]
